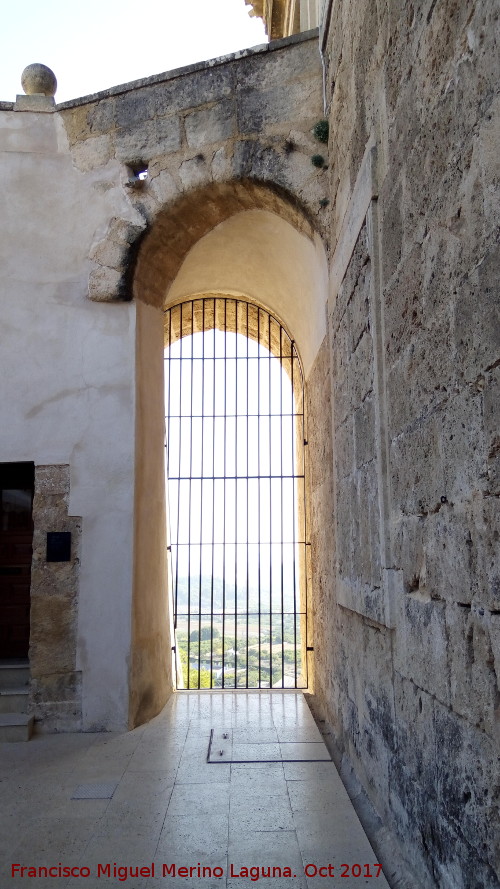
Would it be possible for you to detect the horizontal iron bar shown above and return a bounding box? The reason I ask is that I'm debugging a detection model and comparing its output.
[165,413,304,419]
[177,609,306,617]
[169,541,309,546]
[166,475,305,480]
[164,356,299,361]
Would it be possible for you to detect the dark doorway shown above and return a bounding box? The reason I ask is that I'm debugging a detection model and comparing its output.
[0,463,34,658]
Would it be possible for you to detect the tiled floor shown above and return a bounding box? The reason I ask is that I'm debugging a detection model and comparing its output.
[1,692,389,889]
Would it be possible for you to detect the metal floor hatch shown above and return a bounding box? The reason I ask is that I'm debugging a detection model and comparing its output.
[207,727,331,763]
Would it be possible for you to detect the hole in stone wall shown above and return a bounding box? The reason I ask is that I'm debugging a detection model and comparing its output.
[128,161,149,181]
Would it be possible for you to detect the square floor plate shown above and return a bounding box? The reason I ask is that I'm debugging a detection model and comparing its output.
[207,730,331,762]
[71,781,118,799]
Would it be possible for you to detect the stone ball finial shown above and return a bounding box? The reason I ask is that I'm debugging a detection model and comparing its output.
[21,63,57,97]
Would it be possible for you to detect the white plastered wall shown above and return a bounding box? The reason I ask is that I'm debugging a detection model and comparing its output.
[0,109,142,730]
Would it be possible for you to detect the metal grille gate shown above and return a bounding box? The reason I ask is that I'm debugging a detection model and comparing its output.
[164,297,308,689]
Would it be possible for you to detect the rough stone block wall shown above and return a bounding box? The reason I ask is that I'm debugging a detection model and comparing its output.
[30,465,82,731]
[313,0,500,886]
[57,34,326,304]
[305,333,335,700]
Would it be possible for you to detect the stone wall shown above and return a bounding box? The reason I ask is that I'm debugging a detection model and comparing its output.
[0,31,325,733]
[57,32,326,305]
[310,0,500,886]
[30,466,82,731]
[1,8,498,882]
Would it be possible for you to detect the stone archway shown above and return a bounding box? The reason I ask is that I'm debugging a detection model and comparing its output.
[129,180,327,727]
[50,29,326,729]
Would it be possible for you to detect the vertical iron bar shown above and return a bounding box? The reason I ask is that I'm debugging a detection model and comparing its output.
[166,310,173,619]
[198,300,205,687]
[246,301,250,687]
[280,324,284,688]
[257,307,262,688]
[210,299,215,688]
[301,356,308,689]
[268,312,272,689]
[222,298,227,688]
[176,306,183,677]
[234,301,238,686]
[188,301,194,687]
[291,340,297,687]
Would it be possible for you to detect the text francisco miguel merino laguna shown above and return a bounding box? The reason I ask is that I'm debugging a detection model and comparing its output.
[11,862,384,881]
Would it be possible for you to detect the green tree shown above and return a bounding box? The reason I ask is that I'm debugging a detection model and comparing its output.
[188,668,211,688]
[190,626,220,643]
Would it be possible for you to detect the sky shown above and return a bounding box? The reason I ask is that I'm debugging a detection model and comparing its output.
[165,329,301,601]
[0,0,267,104]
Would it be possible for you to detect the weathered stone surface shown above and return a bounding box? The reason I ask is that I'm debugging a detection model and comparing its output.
[484,366,500,487]
[477,497,500,611]
[115,117,182,163]
[21,63,57,97]
[153,66,234,116]
[88,263,123,302]
[185,99,235,149]
[237,78,319,135]
[422,507,478,604]
[148,167,180,205]
[454,243,500,384]
[178,154,210,191]
[211,145,232,182]
[15,94,55,113]
[316,7,499,879]
[29,465,81,730]
[87,97,115,135]
[71,133,113,172]
[390,417,445,517]
[90,237,129,270]
[395,593,451,707]
[30,596,77,674]
[446,603,499,737]
[115,89,155,128]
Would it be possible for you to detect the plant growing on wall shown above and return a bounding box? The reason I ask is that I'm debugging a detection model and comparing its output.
[313,120,329,144]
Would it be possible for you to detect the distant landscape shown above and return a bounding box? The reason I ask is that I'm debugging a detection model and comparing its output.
[172,574,305,689]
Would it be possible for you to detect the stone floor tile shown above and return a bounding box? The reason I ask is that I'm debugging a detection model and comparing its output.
[157,814,229,858]
[227,829,307,889]
[230,741,282,761]
[175,751,231,783]
[166,782,230,817]
[229,764,287,794]
[1,692,390,889]
[292,809,381,861]
[231,726,279,743]
[287,778,351,814]
[228,798,295,832]
[283,761,337,781]
[279,741,331,761]
[111,769,175,803]
[276,723,323,742]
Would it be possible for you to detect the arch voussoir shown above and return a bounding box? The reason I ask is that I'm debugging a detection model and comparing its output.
[59,34,324,304]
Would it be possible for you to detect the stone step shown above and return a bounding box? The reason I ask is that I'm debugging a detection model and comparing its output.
[0,661,30,689]
[0,713,34,742]
[0,687,29,714]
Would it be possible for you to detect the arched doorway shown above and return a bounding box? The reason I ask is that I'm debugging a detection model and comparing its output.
[164,296,308,689]
[130,187,328,726]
